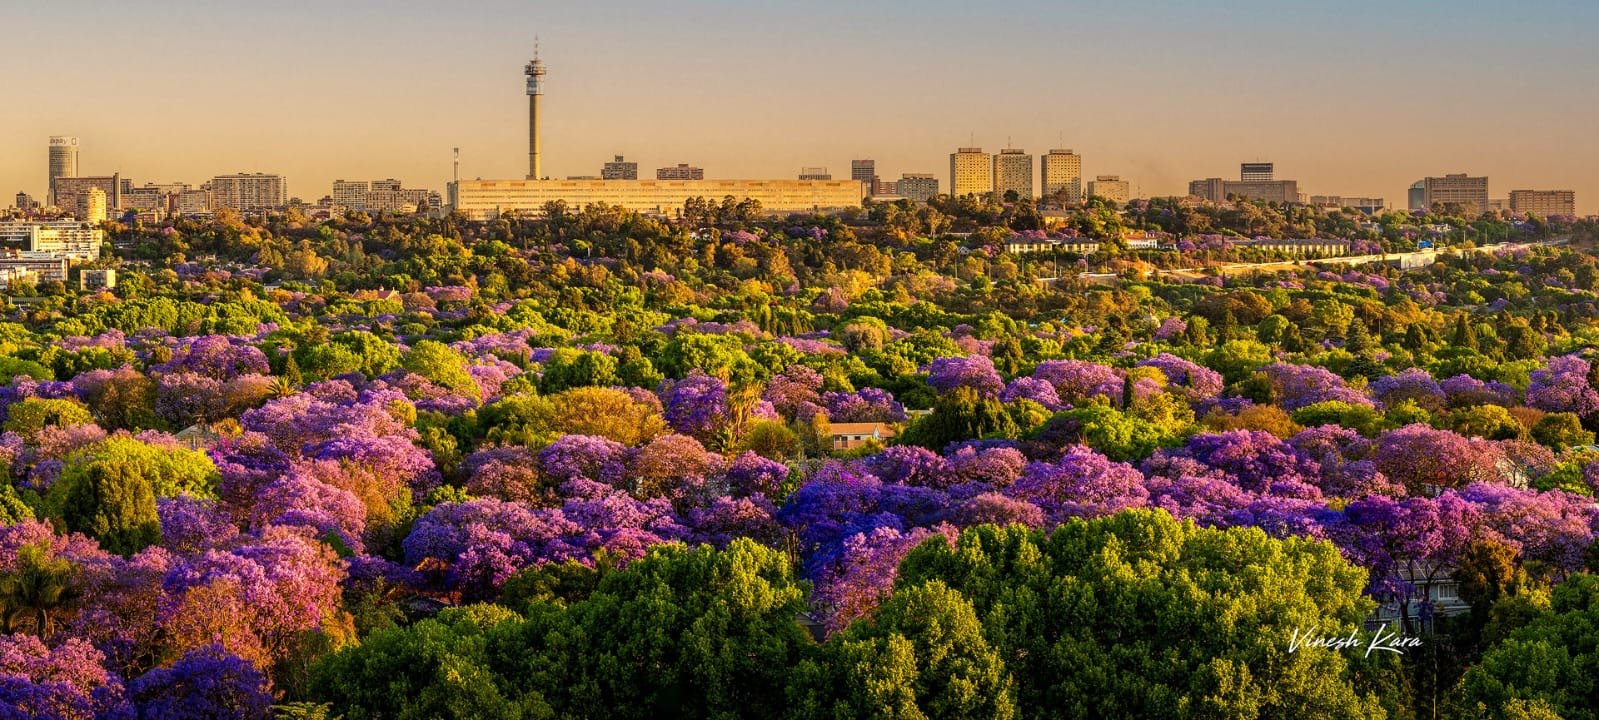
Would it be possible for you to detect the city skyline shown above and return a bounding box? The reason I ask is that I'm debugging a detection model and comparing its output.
[3,0,1597,212]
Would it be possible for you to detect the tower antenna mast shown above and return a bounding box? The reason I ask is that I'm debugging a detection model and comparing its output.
[524,40,547,180]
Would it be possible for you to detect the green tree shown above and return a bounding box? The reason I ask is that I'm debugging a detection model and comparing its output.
[0,543,80,637]
[48,436,218,554]
[3,397,95,435]
[894,512,1387,719]
[403,340,482,403]
[1459,573,1599,720]
[790,580,1016,720]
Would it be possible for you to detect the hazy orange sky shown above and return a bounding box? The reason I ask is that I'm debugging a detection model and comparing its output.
[4,0,1597,213]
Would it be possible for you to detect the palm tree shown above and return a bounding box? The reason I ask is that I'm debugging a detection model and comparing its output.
[0,544,80,637]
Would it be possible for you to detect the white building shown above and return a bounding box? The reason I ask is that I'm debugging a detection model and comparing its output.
[0,220,103,261]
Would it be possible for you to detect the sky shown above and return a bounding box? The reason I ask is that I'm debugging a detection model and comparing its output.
[3,0,1597,212]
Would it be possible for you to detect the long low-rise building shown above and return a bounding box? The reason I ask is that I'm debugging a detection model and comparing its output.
[450,178,865,219]
[0,220,103,260]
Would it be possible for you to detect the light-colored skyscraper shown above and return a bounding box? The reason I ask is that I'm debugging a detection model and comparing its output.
[48,136,79,207]
[1509,190,1576,217]
[1417,174,1489,211]
[1041,149,1082,205]
[525,48,546,180]
[333,180,370,210]
[208,173,286,211]
[1088,175,1131,204]
[602,155,638,180]
[949,148,991,198]
[76,187,107,223]
[897,174,939,202]
[992,148,1034,201]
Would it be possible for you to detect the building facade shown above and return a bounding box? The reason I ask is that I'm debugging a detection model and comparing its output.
[207,173,286,211]
[1417,174,1489,211]
[949,147,991,198]
[1509,190,1576,217]
[602,155,638,180]
[1224,180,1299,204]
[1309,196,1388,214]
[1041,149,1083,205]
[0,220,103,261]
[451,178,864,219]
[76,188,107,223]
[897,174,939,202]
[798,167,831,181]
[1240,162,1275,182]
[47,136,79,207]
[992,148,1034,200]
[1188,178,1227,202]
[657,164,705,180]
[332,180,370,210]
[52,175,121,214]
[1087,175,1131,204]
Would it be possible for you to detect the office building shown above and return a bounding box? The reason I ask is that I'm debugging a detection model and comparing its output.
[1224,180,1298,204]
[1414,174,1489,211]
[332,180,369,210]
[207,173,286,211]
[1087,175,1131,204]
[798,167,832,181]
[369,178,401,192]
[949,147,992,198]
[657,164,705,180]
[367,187,435,213]
[851,159,878,194]
[47,136,79,206]
[76,188,107,223]
[1509,190,1576,217]
[14,193,36,211]
[0,220,103,261]
[1041,149,1083,205]
[451,179,864,220]
[1241,162,1274,182]
[1408,182,1427,211]
[602,155,638,180]
[871,179,899,197]
[992,148,1034,200]
[0,255,68,284]
[897,174,939,202]
[52,175,121,214]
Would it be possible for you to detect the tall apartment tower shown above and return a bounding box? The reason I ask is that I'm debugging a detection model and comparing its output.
[1240,163,1274,182]
[524,46,547,180]
[949,148,991,198]
[1041,149,1082,205]
[993,148,1034,200]
[48,136,79,207]
[332,180,370,210]
[77,187,107,223]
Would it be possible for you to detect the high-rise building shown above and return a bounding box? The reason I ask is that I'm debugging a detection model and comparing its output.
[332,180,369,210]
[602,155,638,180]
[1508,190,1576,217]
[47,136,79,206]
[1041,149,1083,205]
[525,48,546,180]
[1241,162,1274,182]
[798,167,832,181]
[76,188,107,223]
[1407,181,1427,211]
[176,189,211,214]
[1223,180,1298,204]
[207,173,286,211]
[897,174,939,202]
[14,193,36,211]
[949,148,991,198]
[851,159,877,193]
[657,164,704,180]
[992,148,1034,201]
[52,175,121,214]
[1415,174,1489,211]
[1087,175,1131,204]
